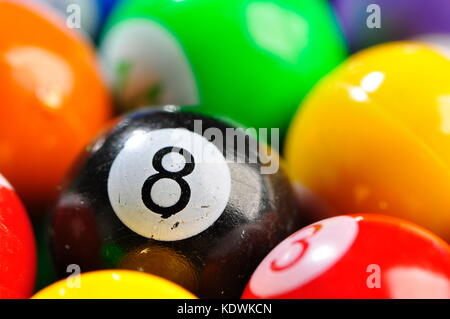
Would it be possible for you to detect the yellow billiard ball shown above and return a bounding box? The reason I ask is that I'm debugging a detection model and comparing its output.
[285,41,450,241]
[32,270,196,299]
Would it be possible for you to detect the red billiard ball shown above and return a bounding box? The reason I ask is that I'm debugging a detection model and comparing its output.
[0,174,36,299]
[242,214,450,299]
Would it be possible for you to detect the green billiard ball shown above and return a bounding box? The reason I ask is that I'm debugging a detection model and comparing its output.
[100,0,346,140]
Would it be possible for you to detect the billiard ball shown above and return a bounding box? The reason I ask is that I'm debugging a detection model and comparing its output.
[49,108,305,298]
[242,214,450,299]
[285,41,450,241]
[42,0,120,39]
[32,270,197,299]
[0,174,36,299]
[331,0,450,51]
[0,0,112,211]
[99,0,346,139]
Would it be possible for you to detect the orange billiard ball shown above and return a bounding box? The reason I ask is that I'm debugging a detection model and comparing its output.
[0,0,112,212]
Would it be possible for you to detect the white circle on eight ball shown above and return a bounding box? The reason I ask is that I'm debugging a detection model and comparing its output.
[108,128,231,241]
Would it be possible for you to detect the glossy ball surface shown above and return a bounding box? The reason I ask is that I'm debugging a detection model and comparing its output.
[0,174,36,299]
[242,214,450,299]
[285,41,450,241]
[49,108,304,298]
[99,0,346,139]
[0,0,112,210]
[32,270,196,299]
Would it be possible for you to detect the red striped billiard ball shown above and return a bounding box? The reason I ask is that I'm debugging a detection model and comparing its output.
[242,214,450,299]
